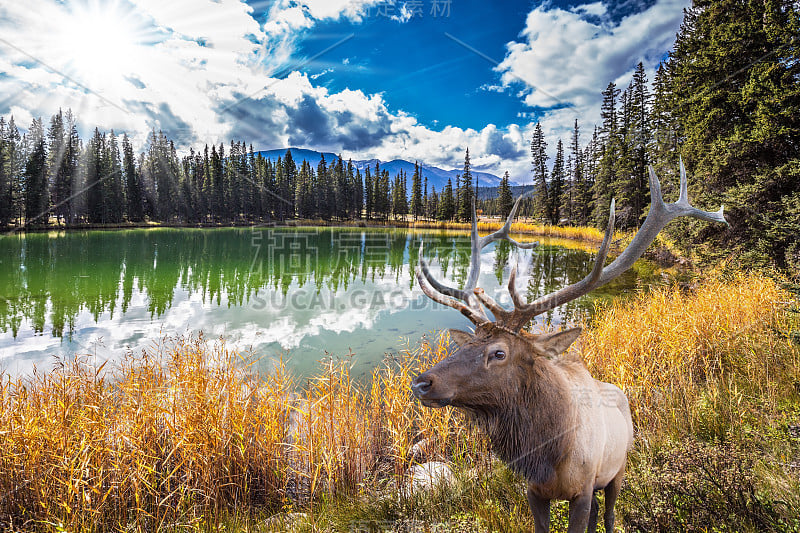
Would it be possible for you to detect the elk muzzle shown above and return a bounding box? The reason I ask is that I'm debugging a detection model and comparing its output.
[411,373,451,408]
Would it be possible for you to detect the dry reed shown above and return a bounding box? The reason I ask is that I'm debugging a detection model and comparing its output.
[407,220,611,243]
[582,271,800,436]
[0,332,482,531]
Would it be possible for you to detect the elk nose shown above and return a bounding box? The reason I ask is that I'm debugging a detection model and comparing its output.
[411,376,433,397]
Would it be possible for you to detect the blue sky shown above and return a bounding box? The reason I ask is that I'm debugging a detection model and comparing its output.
[0,0,688,181]
[285,0,535,131]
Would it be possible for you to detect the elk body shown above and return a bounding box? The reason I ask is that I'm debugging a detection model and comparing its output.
[411,162,726,532]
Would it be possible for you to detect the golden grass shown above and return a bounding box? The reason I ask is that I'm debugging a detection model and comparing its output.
[406,219,614,243]
[1,272,797,531]
[337,217,614,243]
[0,333,483,531]
[582,271,800,436]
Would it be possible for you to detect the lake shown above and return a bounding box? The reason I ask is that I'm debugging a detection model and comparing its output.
[0,227,650,378]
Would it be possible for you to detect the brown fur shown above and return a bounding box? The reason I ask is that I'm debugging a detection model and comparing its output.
[476,354,578,487]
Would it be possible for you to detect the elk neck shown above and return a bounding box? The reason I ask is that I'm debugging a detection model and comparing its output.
[468,355,578,487]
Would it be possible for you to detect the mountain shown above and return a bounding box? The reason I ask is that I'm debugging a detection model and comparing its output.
[254,147,516,193]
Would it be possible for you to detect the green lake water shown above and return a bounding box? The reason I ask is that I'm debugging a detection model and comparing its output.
[0,227,649,378]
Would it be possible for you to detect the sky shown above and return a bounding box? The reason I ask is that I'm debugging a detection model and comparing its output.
[0,0,689,183]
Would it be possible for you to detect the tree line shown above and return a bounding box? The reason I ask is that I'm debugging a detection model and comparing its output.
[0,113,484,227]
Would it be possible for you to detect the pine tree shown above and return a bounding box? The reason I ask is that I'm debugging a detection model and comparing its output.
[392,172,408,220]
[334,155,347,220]
[497,171,513,218]
[353,164,363,219]
[122,134,143,222]
[422,176,429,220]
[438,178,455,220]
[594,83,620,227]
[316,154,329,219]
[179,152,196,222]
[274,155,286,220]
[364,166,373,220]
[283,149,297,218]
[581,128,598,225]
[378,169,391,220]
[662,0,800,268]
[410,161,423,220]
[85,128,106,224]
[0,117,12,226]
[454,173,461,219]
[650,62,680,185]
[47,110,68,224]
[627,62,651,226]
[210,144,224,220]
[296,160,314,218]
[64,111,81,224]
[549,140,565,225]
[225,141,239,221]
[23,118,49,225]
[530,123,549,221]
[565,119,583,225]
[106,130,124,223]
[372,162,383,219]
[5,117,24,225]
[257,154,276,221]
[456,148,474,222]
[428,185,438,219]
[145,131,180,222]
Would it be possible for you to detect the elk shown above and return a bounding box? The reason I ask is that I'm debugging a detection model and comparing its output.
[411,161,726,533]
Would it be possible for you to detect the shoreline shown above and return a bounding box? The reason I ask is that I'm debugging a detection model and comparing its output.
[2,217,611,244]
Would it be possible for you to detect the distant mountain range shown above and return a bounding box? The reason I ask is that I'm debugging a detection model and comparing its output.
[254,147,519,193]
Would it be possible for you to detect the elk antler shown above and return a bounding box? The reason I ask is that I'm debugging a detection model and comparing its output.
[420,159,728,332]
[416,195,538,325]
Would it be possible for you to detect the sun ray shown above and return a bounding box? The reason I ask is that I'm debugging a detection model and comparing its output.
[53,0,148,86]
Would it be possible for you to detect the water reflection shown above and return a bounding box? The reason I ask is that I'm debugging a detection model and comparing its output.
[0,228,645,376]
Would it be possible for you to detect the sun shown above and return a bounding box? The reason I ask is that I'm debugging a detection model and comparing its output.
[57,1,145,84]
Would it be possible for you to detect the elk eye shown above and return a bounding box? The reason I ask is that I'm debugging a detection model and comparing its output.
[492,350,506,360]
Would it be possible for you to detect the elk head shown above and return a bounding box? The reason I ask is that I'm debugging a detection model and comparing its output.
[412,322,582,410]
[411,160,727,411]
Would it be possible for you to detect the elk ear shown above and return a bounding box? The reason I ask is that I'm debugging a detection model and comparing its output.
[533,327,582,357]
[447,329,474,347]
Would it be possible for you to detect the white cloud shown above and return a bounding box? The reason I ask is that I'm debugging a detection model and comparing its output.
[0,0,687,183]
[262,0,384,35]
[310,67,335,80]
[390,4,414,23]
[496,0,689,145]
[480,83,506,93]
[572,1,607,17]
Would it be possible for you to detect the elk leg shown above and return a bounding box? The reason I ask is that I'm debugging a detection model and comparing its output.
[566,489,593,533]
[587,492,598,532]
[526,487,550,533]
[603,470,624,532]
